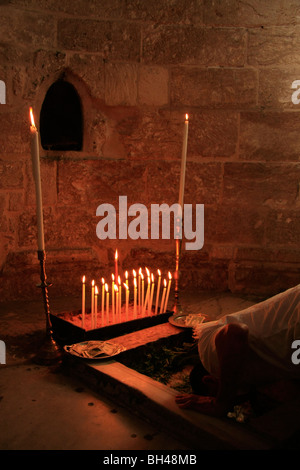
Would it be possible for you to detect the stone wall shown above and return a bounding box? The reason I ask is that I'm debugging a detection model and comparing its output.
[1,0,300,302]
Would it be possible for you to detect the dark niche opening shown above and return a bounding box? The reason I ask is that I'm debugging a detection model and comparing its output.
[40,80,83,151]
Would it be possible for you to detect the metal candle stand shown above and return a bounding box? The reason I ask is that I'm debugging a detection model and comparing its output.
[34,250,62,365]
[173,237,183,315]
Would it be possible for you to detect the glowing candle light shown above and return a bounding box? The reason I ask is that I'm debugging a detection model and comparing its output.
[29,107,45,251]
[101,277,105,326]
[154,269,161,315]
[105,283,109,325]
[133,277,137,319]
[160,279,167,314]
[125,270,129,287]
[178,114,189,210]
[163,271,172,313]
[91,280,95,328]
[81,275,86,329]
[124,283,129,321]
[148,273,155,316]
[94,285,98,329]
[114,249,118,280]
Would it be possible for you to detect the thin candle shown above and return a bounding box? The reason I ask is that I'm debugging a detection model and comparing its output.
[154,269,161,315]
[118,275,122,322]
[124,283,129,321]
[115,285,119,324]
[143,275,151,316]
[160,279,167,314]
[81,275,86,329]
[111,274,115,321]
[178,114,189,209]
[141,273,144,316]
[101,278,105,326]
[94,285,98,329]
[138,268,142,314]
[133,277,137,319]
[105,283,109,325]
[125,270,129,287]
[163,272,172,313]
[149,273,155,316]
[91,280,95,328]
[29,107,45,251]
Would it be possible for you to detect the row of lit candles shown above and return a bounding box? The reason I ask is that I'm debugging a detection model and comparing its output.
[81,267,172,330]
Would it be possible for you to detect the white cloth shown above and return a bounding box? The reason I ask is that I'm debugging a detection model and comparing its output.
[197,285,300,382]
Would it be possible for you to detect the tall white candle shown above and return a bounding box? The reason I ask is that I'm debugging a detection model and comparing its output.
[91,280,95,328]
[29,107,45,251]
[111,274,115,321]
[81,275,86,329]
[154,269,161,315]
[114,249,118,280]
[101,278,105,326]
[105,283,109,325]
[143,275,151,316]
[138,268,142,314]
[115,285,119,324]
[178,114,189,210]
[160,279,167,314]
[133,276,137,319]
[148,273,155,316]
[124,283,129,321]
[118,275,122,322]
[94,285,98,329]
[163,272,172,313]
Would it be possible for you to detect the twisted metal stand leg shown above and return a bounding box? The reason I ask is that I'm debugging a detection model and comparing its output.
[173,238,183,315]
[33,250,62,365]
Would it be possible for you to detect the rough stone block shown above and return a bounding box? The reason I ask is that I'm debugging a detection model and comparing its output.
[265,209,300,246]
[204,204,265,245]
[240,112,300,161]
[0,160,23,189]
[0,112,29,156]
[138,66,169,106]
[258,67,300,110]
[203,0,300,26]
[171,67,257,108]
[123,0,203,24]
[57,19,141,61]
[222,162,300,208]
[68,54,105,100]
[105,63,138,106]
[248,26,300,66]
[142,24,246,66]
[188,111,238,158]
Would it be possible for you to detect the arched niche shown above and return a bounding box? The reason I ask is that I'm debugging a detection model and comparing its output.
[40,80,83,151]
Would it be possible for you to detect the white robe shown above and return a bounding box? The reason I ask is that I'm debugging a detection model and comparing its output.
[196,285,300,384]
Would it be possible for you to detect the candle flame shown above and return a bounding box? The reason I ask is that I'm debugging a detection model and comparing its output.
[151,273,154,282]
[118,275,121,285]
[164,279,167,287]
[134,278,137,288]
[123,283,129,290]
[115,249,118,260]
[112,274,115,281]
[95,286,98,295]
[101,277,105,284]
[114,284,118,292]
[157,269,161,276]
[168,271,172,280]
[105,283,108,292]
[133,269,136,277]
[145,267,150,276]
[141,273,144,279]
[29,107,36,128]
[82,275,85,283]
[139,267,142,275]
[185,113,189,121]
[92,279,95,286]
[125,270,128,279]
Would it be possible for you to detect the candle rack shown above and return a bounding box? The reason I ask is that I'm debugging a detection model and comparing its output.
[173,236,184,316]
[33,250,62,365]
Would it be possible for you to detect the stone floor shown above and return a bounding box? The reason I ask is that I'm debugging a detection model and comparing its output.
[1,289,299,452]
